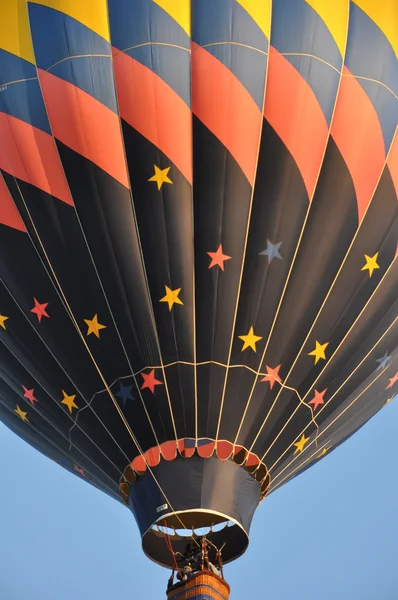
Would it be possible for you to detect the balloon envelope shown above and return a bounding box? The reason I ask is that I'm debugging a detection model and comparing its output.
[0,0,397,567]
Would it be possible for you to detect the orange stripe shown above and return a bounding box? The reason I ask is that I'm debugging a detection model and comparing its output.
[112,48,192,185]
[263,47,329,199]
[38,69,129,189]
[331,67,386,222]
[0,174,26,232]
[387,134,398,198]
[191,42,262,186]
[0,113,72,205]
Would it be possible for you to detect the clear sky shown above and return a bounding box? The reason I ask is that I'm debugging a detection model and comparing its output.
[1,396,397,600]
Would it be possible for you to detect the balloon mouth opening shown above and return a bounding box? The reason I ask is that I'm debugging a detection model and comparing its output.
[142,509,249,568]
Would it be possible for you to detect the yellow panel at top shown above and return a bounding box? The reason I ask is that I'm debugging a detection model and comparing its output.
[305,0,349,56]
[236,0,271,39]
[152,0,190,36]
[29,0,110,42]
[0,0,35,63]
[353,0,398,57]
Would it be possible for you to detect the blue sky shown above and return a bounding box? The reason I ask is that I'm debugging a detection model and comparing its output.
[1,396,397,600]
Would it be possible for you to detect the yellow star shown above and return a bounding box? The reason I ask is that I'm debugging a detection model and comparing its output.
[14,405,28,422]
[294,433,310,454]
[0,314,9,330]
[148,165,172,190]
[361,252,380,277]
[238,326,262,352]
[84,314,106,338]
[159,286,183,311]
[319,447,329,457]
[308,340,329,364]
[61,390,78,414]
[386,396,393,405]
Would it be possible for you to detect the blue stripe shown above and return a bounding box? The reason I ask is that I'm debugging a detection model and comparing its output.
[345,3,398,151]
[192,0,267,50]
[108,0,190,50]
[28,4,117,112]
[345,4,398,97]
[204,44,266,110]
[192,0,267,109]
[271,0,342,70]
[283,54,340,124]
[125,45,191,107]
[0,50,51,134]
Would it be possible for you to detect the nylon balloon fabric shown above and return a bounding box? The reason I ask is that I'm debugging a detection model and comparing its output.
[0,0,397,563]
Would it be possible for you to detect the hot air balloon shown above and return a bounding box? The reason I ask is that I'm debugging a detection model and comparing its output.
[0,0,397,597]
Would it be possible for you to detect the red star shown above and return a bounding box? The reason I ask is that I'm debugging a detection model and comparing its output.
[30,298,49,322]
[73,464,86,477]
[207,245,231,271]
[386,372,398,389]
[141,369,163,394]
[22,386,38,406]
[260,365,282,389]
[308,388,327,411]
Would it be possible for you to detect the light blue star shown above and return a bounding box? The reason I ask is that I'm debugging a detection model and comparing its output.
[259,240,283,263]
[116,381,134,407]
[376,350,391,371]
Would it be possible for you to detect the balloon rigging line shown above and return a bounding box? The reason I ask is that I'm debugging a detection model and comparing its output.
[201,41,268,55]
[189,23,199,443]
[31,43,170,447]
[258,290,397,469]
[266,320,397,478]
[0,295,127,478]
[268,363,392,492]
[0,167,147,462]
[45,54,112,73]
[343,73,398,100]
[0,397,121,501]
[245,132,398,455]
[0,376,122,494]
[117,42,190,55]
[0,76,37,88]
[231,32,350,446]
[27,16,178,446]
[250,236,397,460]
[214,0,273,443]
[1,41,174,449]
[106,29,181,446]
[279,52,340,74]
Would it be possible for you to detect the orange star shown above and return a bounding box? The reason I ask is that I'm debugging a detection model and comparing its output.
[0,314,9,330]
[141,369,163,394]
[31,298,49,322]
[386,372,398,389]
[207,245,231,270]
[260,365,282,389]
[308,388,327,411]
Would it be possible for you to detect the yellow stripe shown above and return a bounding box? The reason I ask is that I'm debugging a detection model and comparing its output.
[305,0,349,56]
[353,0,398,57]
[152,0,190,36]
[28,0,110,42]
[0,0,35,63]
[236,0,271,39]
